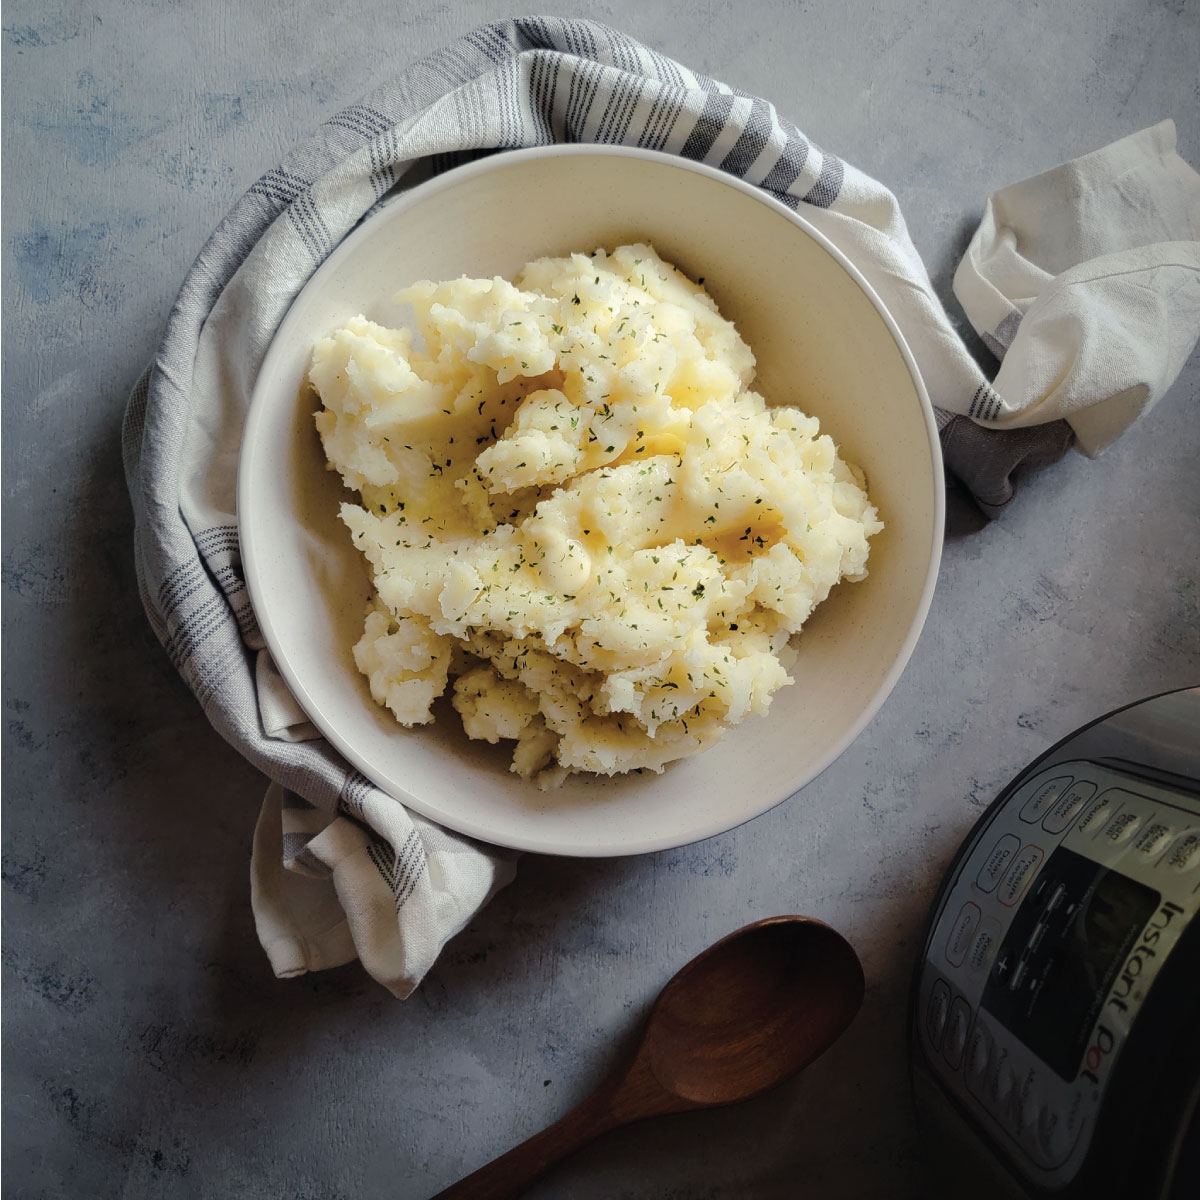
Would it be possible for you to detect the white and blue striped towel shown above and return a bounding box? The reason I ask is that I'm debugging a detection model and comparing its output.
[122,16,1200,997]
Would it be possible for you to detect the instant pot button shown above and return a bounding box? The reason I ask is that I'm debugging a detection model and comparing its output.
[998,846,1044,907]
[964,1022,991,1094]
[926,979,951,1050]
[1134,822,1174,861]
[977,834,1020,892]
[991,946,1014,987]
[991,1056,1015,1115]
[1063,1089,1086,1143]
[1041,781,1097,835]
[1167,830,1200,872]
[943,997,971,1070]
[1015,1071,1039,1136]
[1037,1103,1075,1166]
[1020,1099,1040,1148]
[968,918,1003,975]
[1020,776,1072,823]
[1102,811,1141,845]
[1076,793,1114,836]
[1036,1106,1058,1159]
[945,902,981,968]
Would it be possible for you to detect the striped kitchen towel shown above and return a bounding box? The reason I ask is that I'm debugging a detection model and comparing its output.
[122,15,1200,998]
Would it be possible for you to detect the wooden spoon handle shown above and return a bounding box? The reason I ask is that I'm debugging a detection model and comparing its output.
[430,1088,621,1200]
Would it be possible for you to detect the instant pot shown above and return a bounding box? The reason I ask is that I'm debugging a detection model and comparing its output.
[911,688,1200,1199]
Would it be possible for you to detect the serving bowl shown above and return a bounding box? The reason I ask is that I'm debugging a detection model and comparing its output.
[238,144,943,856]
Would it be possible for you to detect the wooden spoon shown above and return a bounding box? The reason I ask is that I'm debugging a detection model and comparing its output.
[432,915,865,1199]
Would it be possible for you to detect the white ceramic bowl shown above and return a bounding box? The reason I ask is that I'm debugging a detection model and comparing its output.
[239,145,943,856]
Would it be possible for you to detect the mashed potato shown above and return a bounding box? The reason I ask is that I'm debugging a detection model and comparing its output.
[309,244,882,786]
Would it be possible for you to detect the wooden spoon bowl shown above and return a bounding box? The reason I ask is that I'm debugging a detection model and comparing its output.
[645,916,866,1105]
[433,916,865,1199]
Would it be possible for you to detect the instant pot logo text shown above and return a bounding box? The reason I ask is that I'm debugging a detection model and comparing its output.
[1080,899,1185,1086]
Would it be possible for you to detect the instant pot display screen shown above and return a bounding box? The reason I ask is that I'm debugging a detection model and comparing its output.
[981,847,1160,1081]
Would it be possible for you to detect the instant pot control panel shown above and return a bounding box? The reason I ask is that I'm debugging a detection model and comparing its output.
[914,755,1200,1191]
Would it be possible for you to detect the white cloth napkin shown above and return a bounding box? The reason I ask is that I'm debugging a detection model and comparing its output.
[955,120,1200,456]
[123,15,1200,998]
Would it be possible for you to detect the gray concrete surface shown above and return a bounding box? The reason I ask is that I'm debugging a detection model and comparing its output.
[3,1,1198,1197]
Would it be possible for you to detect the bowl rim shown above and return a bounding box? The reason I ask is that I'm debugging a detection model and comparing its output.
[238,142,945,856]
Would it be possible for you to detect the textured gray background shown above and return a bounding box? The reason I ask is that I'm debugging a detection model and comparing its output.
[3,1,1198,1197]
